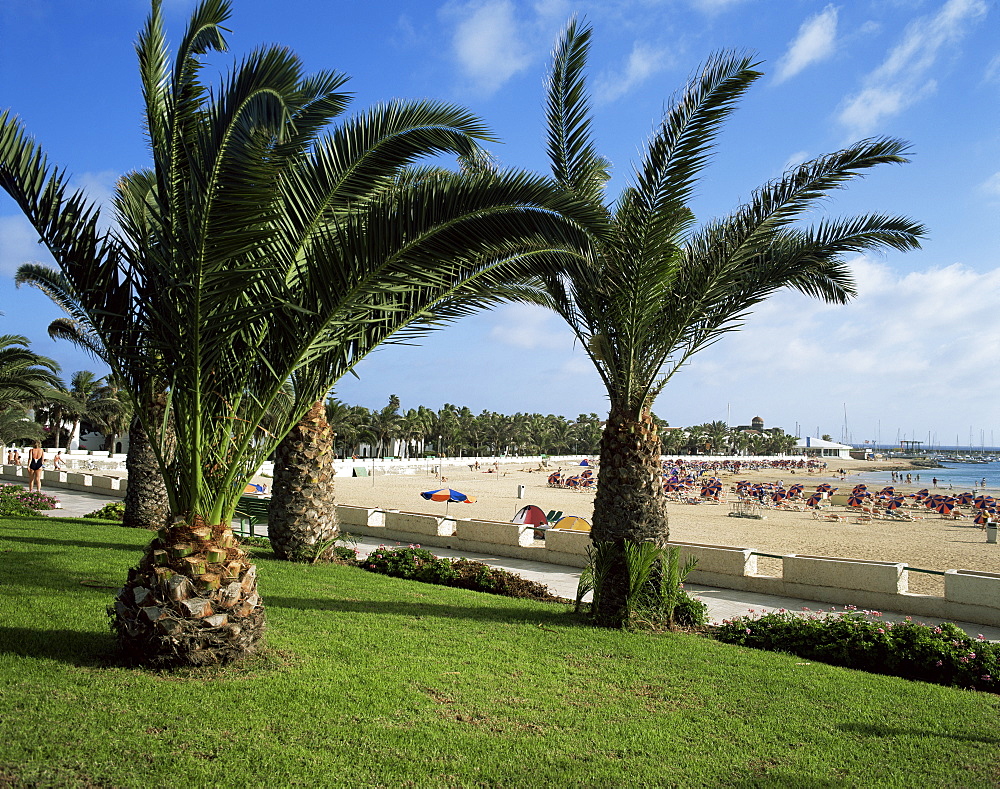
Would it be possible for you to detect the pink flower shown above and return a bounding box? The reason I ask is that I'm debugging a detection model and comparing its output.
[978,634,986,641]
[960,657,969,663]
[745,628,752,634]
[982,675,992,682]
[905,616,912,621]
[877,628,885,634]
[935,660,943,666]
[968,652,977,659]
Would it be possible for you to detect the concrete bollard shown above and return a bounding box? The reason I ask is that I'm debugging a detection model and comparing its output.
[987,523,997,544]
[517,484,525,499]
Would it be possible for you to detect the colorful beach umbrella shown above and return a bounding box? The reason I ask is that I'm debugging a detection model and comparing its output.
[956,492,975,506]
[973,495,996,509]
[885,497,904,511]
[816,483,834,493]
[806,493,823,508]
[421,488,476,503]
[934,499,956,516]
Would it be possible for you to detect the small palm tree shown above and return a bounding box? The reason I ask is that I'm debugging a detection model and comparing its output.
[534,20,925,626]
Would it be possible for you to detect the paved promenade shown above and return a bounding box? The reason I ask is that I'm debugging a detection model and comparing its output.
[41,485,1000,640]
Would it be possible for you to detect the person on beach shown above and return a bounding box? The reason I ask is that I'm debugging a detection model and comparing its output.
[13,448,21,466]
[26,441,44,492]
[53,452,65,471]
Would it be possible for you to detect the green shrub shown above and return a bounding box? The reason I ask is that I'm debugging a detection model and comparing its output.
[358,545,559,602]
[715,608,999,693]
[0,484,58,516]
[83,501,126,521]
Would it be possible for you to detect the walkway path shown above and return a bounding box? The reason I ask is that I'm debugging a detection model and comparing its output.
[42,486,1000,641]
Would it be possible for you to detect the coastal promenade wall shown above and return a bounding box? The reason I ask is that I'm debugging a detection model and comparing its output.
[338,505,1000,629]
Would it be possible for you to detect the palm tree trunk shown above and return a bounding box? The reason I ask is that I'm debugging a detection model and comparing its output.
[590,403,669,627]
[122,410,172,530]
[268,401,339,561]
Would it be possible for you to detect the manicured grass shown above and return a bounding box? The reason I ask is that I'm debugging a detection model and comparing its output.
[2,517,999,787]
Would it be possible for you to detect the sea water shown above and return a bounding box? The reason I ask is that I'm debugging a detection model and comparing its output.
[828,462,1000,494]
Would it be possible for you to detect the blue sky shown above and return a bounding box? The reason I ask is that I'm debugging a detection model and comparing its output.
[1,0,997,446]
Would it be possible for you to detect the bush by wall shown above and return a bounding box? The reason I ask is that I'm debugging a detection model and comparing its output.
[715,607,999,693]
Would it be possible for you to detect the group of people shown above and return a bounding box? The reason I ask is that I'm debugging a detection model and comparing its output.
[5,443,66,493]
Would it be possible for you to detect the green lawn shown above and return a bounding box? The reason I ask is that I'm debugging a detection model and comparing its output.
[2,517,999,788]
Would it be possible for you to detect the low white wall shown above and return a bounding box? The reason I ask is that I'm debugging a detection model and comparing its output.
[334,506,1000,627]
[0,466,126,498]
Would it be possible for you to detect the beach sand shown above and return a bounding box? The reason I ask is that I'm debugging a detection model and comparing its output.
[322,457,998,596]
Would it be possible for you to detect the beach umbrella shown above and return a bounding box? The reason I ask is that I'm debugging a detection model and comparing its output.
[877,486,895,496]
[581,469,594,479]
[914,489,929,501]
[547,472,562,485]
[852,484,868,494]
[420,488,476,515]
[788,484,804,498]
[924,495,945,509]
[816,483,834,493]
[806,493,823,508]
[578,459,591,466]
[956,492,975,506]
[846,494,868,508]
[973,495,995,509]
[885,497,904,511]
[934,499,956,516]
[771,490,787,503]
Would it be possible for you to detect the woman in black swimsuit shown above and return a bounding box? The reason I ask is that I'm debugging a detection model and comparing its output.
[27,441,45,493]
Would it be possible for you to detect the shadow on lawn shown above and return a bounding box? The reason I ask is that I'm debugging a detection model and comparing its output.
[266,595,574,627]
[837,722,1000,745]
[0,533,142,552]
[0,627,115,667]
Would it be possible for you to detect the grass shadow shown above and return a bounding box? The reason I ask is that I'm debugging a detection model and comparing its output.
[837,721,1000,744]
[265,594,577,628]
[0,534,142,552]
[0,627,117,667]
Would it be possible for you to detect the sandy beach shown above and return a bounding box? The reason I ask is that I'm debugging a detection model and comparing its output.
[323,457,999,596]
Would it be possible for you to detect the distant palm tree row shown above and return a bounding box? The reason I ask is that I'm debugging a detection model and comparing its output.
[325,400,799,459]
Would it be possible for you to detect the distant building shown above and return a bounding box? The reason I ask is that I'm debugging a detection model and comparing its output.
[733,415,780,436]
[794,436,852,459]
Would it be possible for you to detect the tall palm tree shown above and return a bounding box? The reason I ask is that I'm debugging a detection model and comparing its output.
[0,1,589,664]
[533,20,925,626]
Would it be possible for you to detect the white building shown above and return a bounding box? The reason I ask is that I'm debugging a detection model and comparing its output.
[794,436,853,459]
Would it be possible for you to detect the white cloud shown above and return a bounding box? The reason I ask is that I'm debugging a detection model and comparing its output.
[441,0,533,96]
[981,172,1000,196]
[838,0,988,136]
[782,150,810,173]
[985,53,1000,84]
[488,303,574,350]
[690,0,747,14]
[0,215,53,276]
[672,255,1000,438]
[774,5,839,84]
[595,42,670,103]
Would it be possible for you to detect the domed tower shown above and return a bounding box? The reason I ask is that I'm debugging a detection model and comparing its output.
[751,416,764,431]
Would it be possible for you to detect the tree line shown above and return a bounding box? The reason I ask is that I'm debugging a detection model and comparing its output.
[325,400,799,459]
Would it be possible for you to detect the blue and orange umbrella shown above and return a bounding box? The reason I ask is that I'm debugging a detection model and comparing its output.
[956,492,975,506]
[421,488,476,515]
[885,497,905,511]
[847,494,868,508]
[934,498,957,516]
[816,483,834,493]
[806,493,823,508]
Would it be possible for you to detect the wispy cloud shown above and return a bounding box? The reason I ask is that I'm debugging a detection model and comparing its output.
[689,0,747,14]
[0,216,52,276]
[774,5,839,84]
[985,53,1000,84]
[675,255,1000,437]
[440,0,534,96]
[595,42,671,103]
[488,303,574,351]
[838,0,988,137]
[981,171,1000,197]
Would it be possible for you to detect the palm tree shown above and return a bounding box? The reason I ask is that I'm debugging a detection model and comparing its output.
[16,263,174,530]
[0,335,61,447]
[532,21,925,626]
[0,1,588,664]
